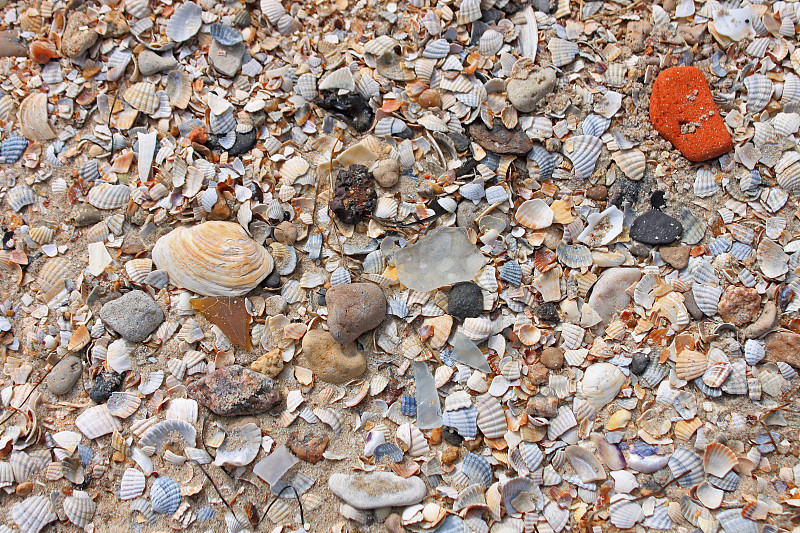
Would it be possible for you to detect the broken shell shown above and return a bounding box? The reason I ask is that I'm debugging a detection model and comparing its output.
[577,206,623,246]
[63,491,96,528]
[11,495,56,533]
[18,92,56,141]
[165,1,203,42]
[563,135,602,179]
[703,442,737,478]
[152,222,274,297]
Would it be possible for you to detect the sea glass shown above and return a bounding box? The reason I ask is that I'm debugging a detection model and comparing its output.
[451,331,491,372]
[412,360,442,429]
[395,227,485,291]
[253,445,298,488]
[191,297,251,349]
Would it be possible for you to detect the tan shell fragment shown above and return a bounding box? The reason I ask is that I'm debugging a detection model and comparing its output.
[18,93,56,141]
[152,221,274,297]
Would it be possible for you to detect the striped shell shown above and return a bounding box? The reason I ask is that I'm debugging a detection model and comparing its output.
[166,1,203,42]
[475,396,505,439]
[260,0,286,23]
[479,30,503,56]
[515,199,553,229]
[150,476,181,514]
[7,184,35,211]
[563,135,602,179]
[63,491,96,528]
[209,23,243,46]
[124,82,159,115]
[612,149,646,181]
[11,495,56,533]
[18,92,56,141]
[744,74,773,113]
[457,0,481,25]
[423,38,450,59]
[703,442,737,478]
[119,468,146,500]
[548,38,579,66]
[0,135,28,163]
[87,183,130,209]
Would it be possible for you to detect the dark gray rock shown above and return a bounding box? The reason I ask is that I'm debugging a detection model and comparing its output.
[100,290,164,342]
[630,352,649,375]
[630,210,683,245]
[448,282,484,320]
[90,371,124,404]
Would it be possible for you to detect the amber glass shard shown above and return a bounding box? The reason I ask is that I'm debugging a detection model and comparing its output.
[191,297,251,349]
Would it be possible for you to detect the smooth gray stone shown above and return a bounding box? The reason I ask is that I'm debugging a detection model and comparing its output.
[328,472,426,509]
[100,290,164,342]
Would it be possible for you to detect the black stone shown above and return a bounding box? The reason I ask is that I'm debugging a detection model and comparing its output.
[263,270,281,289]
[316,91,374,132]
[89,371,125,404]
[630,209,683,245]
[608,178,640,208]
[531,0,551,13]
[448,132,471,154]
[442,427,464,446]
[630,352,650,375]
[229,129,257,156]
[448,282,484,321]
[330,164,377,225]
[650,190,667,210]
[629,242,652,258]
[535,302,560,324]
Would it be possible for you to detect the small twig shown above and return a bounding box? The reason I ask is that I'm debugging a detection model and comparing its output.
[192,460,236,516]
[258,485,305,528]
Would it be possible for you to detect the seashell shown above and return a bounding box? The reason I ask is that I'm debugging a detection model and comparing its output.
[675,350,708,380]
[580,362,624,408]
[152,222,273,297]
[124,82,159,115]
[548,38,578,67]
[443,406,479,439]
[214,422,261,467]
[166,2,203,42]
[120,468,147,500]
[772,112,800,136]
[18,93,56,141]
[741,500,769,521]
[461,316,493,342]
[457,0,481,25]
[75,405,121,439]
[107,392,141,418]
[500,261,522,287]
[577,206,623,246]
[548,406,577,440]
[462,453,493,487]
[125,258,153,284]
[692,283,722,316]
[396,423,429,457]
[515,199,553,229]
[783,73,800,105]
[459,181,485,202]
[165,70,192,109]
[7,185,35,211]
[454,484,487,514]
[744,74,773,113]
[702,360,731,388]
[563,135,602,179]
[294,73,318,101]
[314,407,343,433]
[330,266,351,286]
[564,445,606,483]
[423,38,451,59]
[582,114,611,137]
[704,442,737,478]
[209,24,243,46]
[125,0,150,18]
[319,67,356,93]
[528,144,554,180]
[87,183,130,209]
[475,396,506,440]
[611,149,646,181]
[63,491,96,528]
[707,469,739,492]
[692,168,718,199]
[140,419,196,448]
[276,14,302,35]
[375,117,411,138]
[669,448,704,487]
[151,476,181,514]
[11,452,46,483]
[680,496,715,531]
[269,242,297,276]
[543,500,569,532]
[744,339,765,366]
[479,30,503,56]
[12,495,56,533]
[261,0,286,23]
[679,207,705,245]
[757,238,789,279]
[0,135,28,164]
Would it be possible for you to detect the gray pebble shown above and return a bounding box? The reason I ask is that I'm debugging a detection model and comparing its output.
[100,290,164,342]
[209,40,246,77]
[328,472,426,509]
[507,68,557,113]
[137,50,178,76]
[46,356,82,396]
[70,204,105,227]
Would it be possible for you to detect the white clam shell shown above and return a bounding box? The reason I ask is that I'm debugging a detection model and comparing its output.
[166,1,203,42]
[119,468,147,500]
[214,422,261,467]
[515,199,553,229]
[18,92,56,141]
[577,206,623,246]
[580,363,624,408]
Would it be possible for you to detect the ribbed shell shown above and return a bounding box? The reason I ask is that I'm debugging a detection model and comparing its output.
[669,448,704,487]
[165,2,203,42]
[152,222,273,297]
[209,23,243,46]
[63,491,96,528]
[612,149,646,180]
[11,495,56,533]
[548,38,579,66]
[0,135,28,163]
[457,0,481,25]
[475,396,505,439]
[7,184,35,211]
[119,468,147,500]
[18,92,56,141]
[124,82,159,115]
[563,135,602,179]
[423,38,451,59]
[479,30,503,56]
[744,74,773,113]
[87,183,130,209]
[151,476,181,514]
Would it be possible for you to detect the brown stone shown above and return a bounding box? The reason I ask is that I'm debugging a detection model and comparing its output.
[585,186,607,201]
[61,13,98,58]
[273,221,297,244]
[325,282,387,344]
[428,427,442,446]
[625,20,652,53]
[104,10,130,38]
[526,396,558,418]
[540,347,564,370]
[468,121,533,155]
[288,431,329,464]
[385,513,405,533]
[186,126,208,144]
[301,330,366,383]
[441,446,460,465]
[187,365,281,416]
[251,348,284,378]
[528,362,548,385]
[744,301,777,339]
[659,245,690,270]
[0,31,28,58]
[418,89,441,109]
[717,286,761,326]
[766,331,800,367]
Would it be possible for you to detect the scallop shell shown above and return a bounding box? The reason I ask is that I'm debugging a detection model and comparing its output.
[744,74,773,113]
[423,38,451,59]
[107,392,142,419]
[679,207,705,244]
[479,30,503,56]
[124,82,159,115]
[515,199,553,229]
[675,350,708,380]
[703,442,737,478]
[18,93,56,141]
[563,135,602,179]
[580,362,624,408]
[214,422,261,467]
[461,316,493,342]
[611,149,646,181]
[609,499,644,529]
[7,184,35,211]
[125,0,151,18]
[139,419,196,448]
[166,2,203,42]
[63,491,96,528]
[0,135,28,164]
[209,23,243,46]
[548,38,578,66]
[548,406,577,440]
[457,0,481,25]
[151,476,181,514]
[11,495,56,533]
[692,283,722,316]
[744,339,765,365]
[475,396,505,440]
[119,468,147,500]
[295,73,318,101]
[396,423,429,457]
[462,453,493,487]
[582,114,611,137]
[75,405,121,439]
[261,0,286,23]
[543,500,569,532]
[152,222,273,297]
[87,183,130,209]
[669,448,704,487]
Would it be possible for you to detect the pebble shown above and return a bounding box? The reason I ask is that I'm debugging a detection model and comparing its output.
[325,282,386,344]
[250,348,284,378]
[70,204,105,227]
[372,159,400,188]
[506,67,557,112]
[743,301,777,339]
[137,50,178,76]
[447,282,484,320]
[263,271,282,289]
[89,371,125,404]
[0,31,27,57]
[535,302,560,323]
[301,330,367,383]
[765,331,800,368]
[385,513,405,533]
[228,129,257,156]
[442,427,463,447]
[540,347,564,370]
[61,13,98,58]
[330,164,378,225]
[104,10,129,38]
[659,245,690,270]
[46,356,82,396]
[683,291,704,320]
[585,185,608,201]
[717,286,762,326]
[99,290,164,343]
[625,20,652,53]
[263,295,288,317]
[629,209,683,245]
[649,66,733,162]
[468,121,533,155]
[528,362,548,385]
[587,267,642,326]
[187,365,281,416]
[526,395,558,418]
[209,40,245,77]
[630,352,650,375]
[288,432,329,464]
[273,221,297,244]
[328,472,426,509]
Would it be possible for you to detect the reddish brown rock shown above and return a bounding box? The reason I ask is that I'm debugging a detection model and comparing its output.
[717,286,761,326]
[528,362,548,385]
[765,331,800,368]
[289,432,329,464]
[744,301,778,339]
[540,347,564,370]
[649,66,733,162]
[468,120,533,155]
[659,245,690,270]
[526,396,558,418]
[325,282,387,344]
[585,186,608,201]
[186,126,209,144]
[187,365,281,416]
